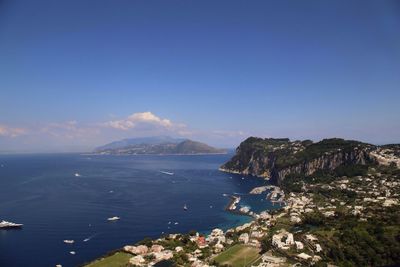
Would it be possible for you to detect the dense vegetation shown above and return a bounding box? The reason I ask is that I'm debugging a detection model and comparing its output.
[298,210,400,267]
[281,164,371,193]
[279,162,400,267]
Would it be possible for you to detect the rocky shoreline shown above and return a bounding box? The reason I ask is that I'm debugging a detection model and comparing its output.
[218,167,269,179]
[224,195,255,217]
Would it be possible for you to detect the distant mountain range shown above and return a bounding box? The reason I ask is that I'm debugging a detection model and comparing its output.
[94,136,226,155]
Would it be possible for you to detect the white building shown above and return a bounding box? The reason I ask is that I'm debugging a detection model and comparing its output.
[129,255,145,266]
[285,233,294,245]
[239,233,249,244]
[295,241,304,250]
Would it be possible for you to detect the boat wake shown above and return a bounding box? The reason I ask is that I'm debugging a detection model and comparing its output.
[159,171,174,175]
[83,233,98,242]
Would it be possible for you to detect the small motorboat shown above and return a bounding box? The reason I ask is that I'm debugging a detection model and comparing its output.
[63,240,74,244]
[70,251,76,255]
[74,173,81,177]
[183,204,188,211]
[107,216,120,221]
[0,220,23,229]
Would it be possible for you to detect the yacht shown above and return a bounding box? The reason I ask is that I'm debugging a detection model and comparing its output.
[0,220,23,229]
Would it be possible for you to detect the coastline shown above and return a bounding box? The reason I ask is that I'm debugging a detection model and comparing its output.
[82,152,229,156]
[82,171,280,266]
[218,167,269,179]
[224,195,255,217]
[81,194,262,266]
[81,150,400,267]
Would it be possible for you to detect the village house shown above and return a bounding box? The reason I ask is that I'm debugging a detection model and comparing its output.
[175,246,183,252]
[196,236,207,248]
[295,241,304,250]
[207,228,226,244]
[296,252,312,260]
[152,250,174,261]
[305,234,318,242]
[124,245,149,255]
[257,254,286,266]
[150,244,164,253]
[129,255,145,266]
[251,230,264,239]
[272,230,294,250]
[239,233,249,244]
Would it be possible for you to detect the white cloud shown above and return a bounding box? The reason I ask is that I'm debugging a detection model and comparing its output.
[0,112,249,151]
[103,111,176,130]
[0,125,27,137]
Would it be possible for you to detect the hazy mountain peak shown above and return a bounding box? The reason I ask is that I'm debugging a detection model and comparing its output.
[94,136,226,155]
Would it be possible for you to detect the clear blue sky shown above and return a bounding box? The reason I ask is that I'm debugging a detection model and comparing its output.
[0,0,399,152]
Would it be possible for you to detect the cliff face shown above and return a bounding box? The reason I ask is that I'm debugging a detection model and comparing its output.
[271,148,371,183]
[220,137,375,184]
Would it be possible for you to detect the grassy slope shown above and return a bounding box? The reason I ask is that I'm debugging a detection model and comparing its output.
[213,244,260,267]
[84,252,131,267]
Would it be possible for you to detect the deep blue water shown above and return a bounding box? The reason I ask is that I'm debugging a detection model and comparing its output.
[0,153,278,267]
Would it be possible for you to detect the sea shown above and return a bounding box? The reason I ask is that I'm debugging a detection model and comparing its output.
[0,153,280,267]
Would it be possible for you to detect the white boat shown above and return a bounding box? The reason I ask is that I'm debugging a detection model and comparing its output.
[183,204,188,211]
[107,216,120,221]
[70,251,76,255]
[63,240,74,244]
[74,173,81,177]
[174,222,179,225]
[0,220,23,229]
[160,171,174,175]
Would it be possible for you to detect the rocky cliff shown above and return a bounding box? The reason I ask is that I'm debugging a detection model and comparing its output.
[220,137,376,184]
